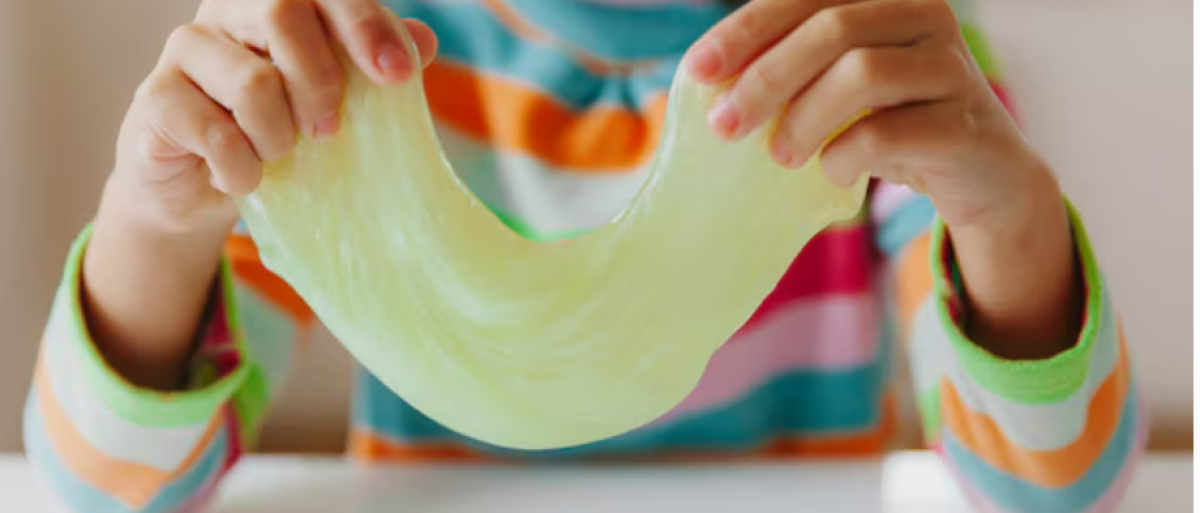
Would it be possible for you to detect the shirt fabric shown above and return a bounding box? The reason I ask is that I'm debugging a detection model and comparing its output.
[24,1,1144,512]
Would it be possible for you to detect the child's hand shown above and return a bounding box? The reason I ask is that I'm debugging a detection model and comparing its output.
[108,0,438,238]
[685,0,1056,232]
[686,0,1082,357]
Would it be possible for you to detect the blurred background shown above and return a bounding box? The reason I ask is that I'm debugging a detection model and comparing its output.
[0,0,1192,454]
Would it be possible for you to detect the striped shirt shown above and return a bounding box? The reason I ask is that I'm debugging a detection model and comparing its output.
[24,1,1144,512]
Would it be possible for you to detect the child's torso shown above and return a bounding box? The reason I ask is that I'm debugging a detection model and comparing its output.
[324,0,894,461]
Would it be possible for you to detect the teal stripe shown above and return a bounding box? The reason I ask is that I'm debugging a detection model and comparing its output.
[24,394,230,513]
[385,0,679,111]
[143,430,228,513]
[504,0,729,61]
[942,382,1141,513]
[353,358,885,457]
[875,195,934,257]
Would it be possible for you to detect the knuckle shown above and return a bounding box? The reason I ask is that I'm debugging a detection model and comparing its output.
[845,48,885,84]
[235,64,283,107]
[814,8,854,44]
[349,12,391,43]
[206,122,246,157]
[135,70,176,103]
[745,63,783,102]
[164,23,206,56]
[264,0,306,26]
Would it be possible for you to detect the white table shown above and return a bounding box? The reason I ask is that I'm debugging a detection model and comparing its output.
[0,452,1191,512]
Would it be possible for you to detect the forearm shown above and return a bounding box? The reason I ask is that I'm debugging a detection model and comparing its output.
[83,180,233,390]
[946,156,1083,360]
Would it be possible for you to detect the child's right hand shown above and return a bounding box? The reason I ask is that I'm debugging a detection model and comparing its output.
[107,0,438,238]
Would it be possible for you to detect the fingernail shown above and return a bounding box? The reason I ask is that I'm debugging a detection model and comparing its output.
[708,98,741,139]
[314,114,340,139]
[688,40,721,79]
[376,43,411,80]
[772,141,794,167]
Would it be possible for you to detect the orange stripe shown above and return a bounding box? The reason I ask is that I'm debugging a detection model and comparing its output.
[33,354,224,508]
[225,235,315,326]
[350,432,492,462]
[894,231,933,337]
[938,330,1131,487]
[425,61,669,171]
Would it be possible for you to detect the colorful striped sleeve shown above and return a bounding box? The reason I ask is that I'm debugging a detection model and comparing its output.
[887,201,1146,513]
[873,10,1146,513]
[23,227,308,513]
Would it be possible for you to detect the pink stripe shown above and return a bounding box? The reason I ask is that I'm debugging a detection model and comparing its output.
[175,473,221,513]
[869,182,921,225]
[200,296,231,350]
[741,225,873,332]
[989,81,1019,123]
[656,293,880,423]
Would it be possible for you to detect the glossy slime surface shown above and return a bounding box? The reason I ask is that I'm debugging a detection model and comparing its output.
[235,26,869,450]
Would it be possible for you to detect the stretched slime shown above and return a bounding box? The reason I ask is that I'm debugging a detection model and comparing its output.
[235,28,869,450]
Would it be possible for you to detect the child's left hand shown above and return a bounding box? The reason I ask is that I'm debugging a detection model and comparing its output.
[686,0,1083,358]
[685,0,1055,231]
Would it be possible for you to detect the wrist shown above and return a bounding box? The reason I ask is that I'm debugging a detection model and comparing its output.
[83,178,233,390]
[942,158,1082,359]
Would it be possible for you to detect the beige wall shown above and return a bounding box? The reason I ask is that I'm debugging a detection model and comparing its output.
[0,0,1191,453]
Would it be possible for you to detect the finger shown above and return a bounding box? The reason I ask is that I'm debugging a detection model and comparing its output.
[398,17,439,68]
[162,24,296,162]
[315,0,413,83]
[686,0,851,82]
[772,44,968,168]
[262,0,345,138]
[141,70,262,196]
[818,102,959,188]
[710,0,951,139]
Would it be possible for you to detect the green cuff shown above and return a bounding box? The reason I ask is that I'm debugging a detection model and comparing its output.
[58,225,250,427]
[929,198,1106,405]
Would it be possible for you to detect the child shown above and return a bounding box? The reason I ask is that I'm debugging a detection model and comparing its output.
[25,0,1143,512]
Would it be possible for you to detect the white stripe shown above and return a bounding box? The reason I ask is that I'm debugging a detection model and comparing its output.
[436,122,649,234]
[907,286,1121,451]
[42,291,212,472]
